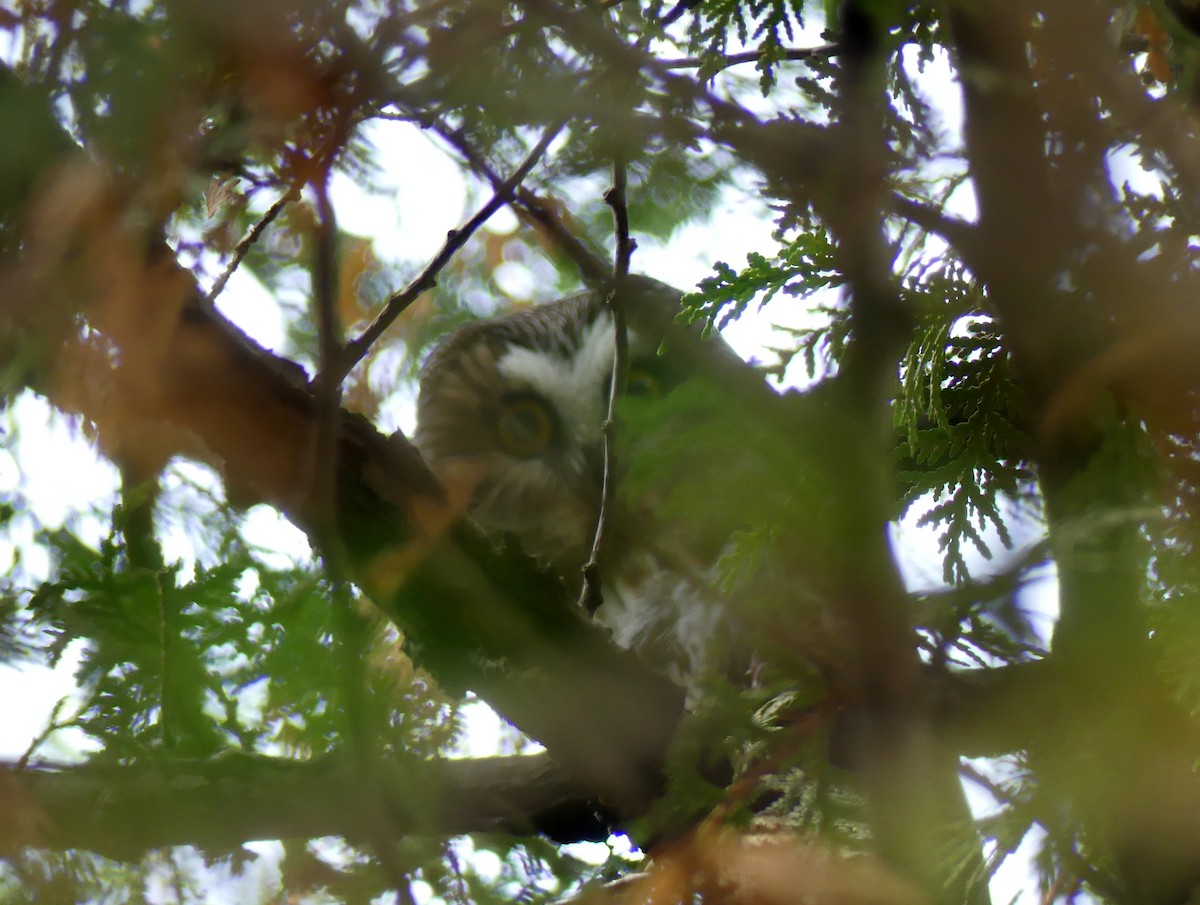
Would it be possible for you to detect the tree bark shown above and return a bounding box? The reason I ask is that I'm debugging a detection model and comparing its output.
[0,754,608,860]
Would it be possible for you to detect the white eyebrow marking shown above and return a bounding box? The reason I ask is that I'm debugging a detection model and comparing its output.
[496,315,623,450]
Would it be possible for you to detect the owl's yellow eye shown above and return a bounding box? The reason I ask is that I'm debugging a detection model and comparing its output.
[497,396,555,457]
[625,369,662,399]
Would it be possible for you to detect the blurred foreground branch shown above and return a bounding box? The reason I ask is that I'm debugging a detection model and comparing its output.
[0,754,604,860]
[0,659,1074,860]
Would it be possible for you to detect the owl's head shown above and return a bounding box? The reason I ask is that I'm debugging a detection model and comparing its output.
[414,276,711,574]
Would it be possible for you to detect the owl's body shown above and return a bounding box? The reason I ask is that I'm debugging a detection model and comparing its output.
[415,277,741,687]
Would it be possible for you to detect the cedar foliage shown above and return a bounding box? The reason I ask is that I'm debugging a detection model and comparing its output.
[2,1,1200,903]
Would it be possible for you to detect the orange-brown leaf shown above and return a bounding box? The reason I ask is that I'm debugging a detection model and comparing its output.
[338,236,376,327]
[1135,6,1173,83]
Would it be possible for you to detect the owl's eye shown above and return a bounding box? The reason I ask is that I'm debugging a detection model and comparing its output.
[497,395,556,457]
[625,369,662,400]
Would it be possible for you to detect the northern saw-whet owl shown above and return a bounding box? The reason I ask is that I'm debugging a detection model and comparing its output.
[414,276,751,690]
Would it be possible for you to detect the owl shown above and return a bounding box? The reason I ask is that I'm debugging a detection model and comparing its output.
[414,276,752,689]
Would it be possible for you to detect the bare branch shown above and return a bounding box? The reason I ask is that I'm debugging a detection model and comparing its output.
[3,753,608,860]
[888,194,981,266]
[422,116,612,282]
[0,657,1081,861]
[203,180,302,307]
[338,118,566,381]
[660,44,838,71]
[523,0,836,198]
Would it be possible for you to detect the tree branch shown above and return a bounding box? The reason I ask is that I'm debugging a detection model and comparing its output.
[339,118,566,382]
[2,753,608,860]
[419,115,612,283]
[0,657,1085,861]
[203,179,302,307]
[947,3,1200,899]
[813,4,984,901]
[659,44,838,72]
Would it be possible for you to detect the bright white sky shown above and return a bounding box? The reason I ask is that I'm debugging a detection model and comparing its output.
[0,43,1069,904]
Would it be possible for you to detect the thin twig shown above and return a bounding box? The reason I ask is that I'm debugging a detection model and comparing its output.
[371,0,462,42]
[1039,873,1074,905]
[579,154,634,616]
[660,44,838,72]
[889,194,981,266]
[203,180,302,306]
[522,0,833,194]
[397,4,834,265]
[509,183,612,282]
[554,872,647,905]
[41,0,80,89]
[659,0,701,26]
[609,157,636,279]
[15,697,70,771]
[959,760,1020,806]
[960,762,1121,902]
[336,118,566,382]
[421,116,611,282]
[912,539,1052,613]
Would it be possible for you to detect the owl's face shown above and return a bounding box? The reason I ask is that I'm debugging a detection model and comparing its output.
[414,278,683,576]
